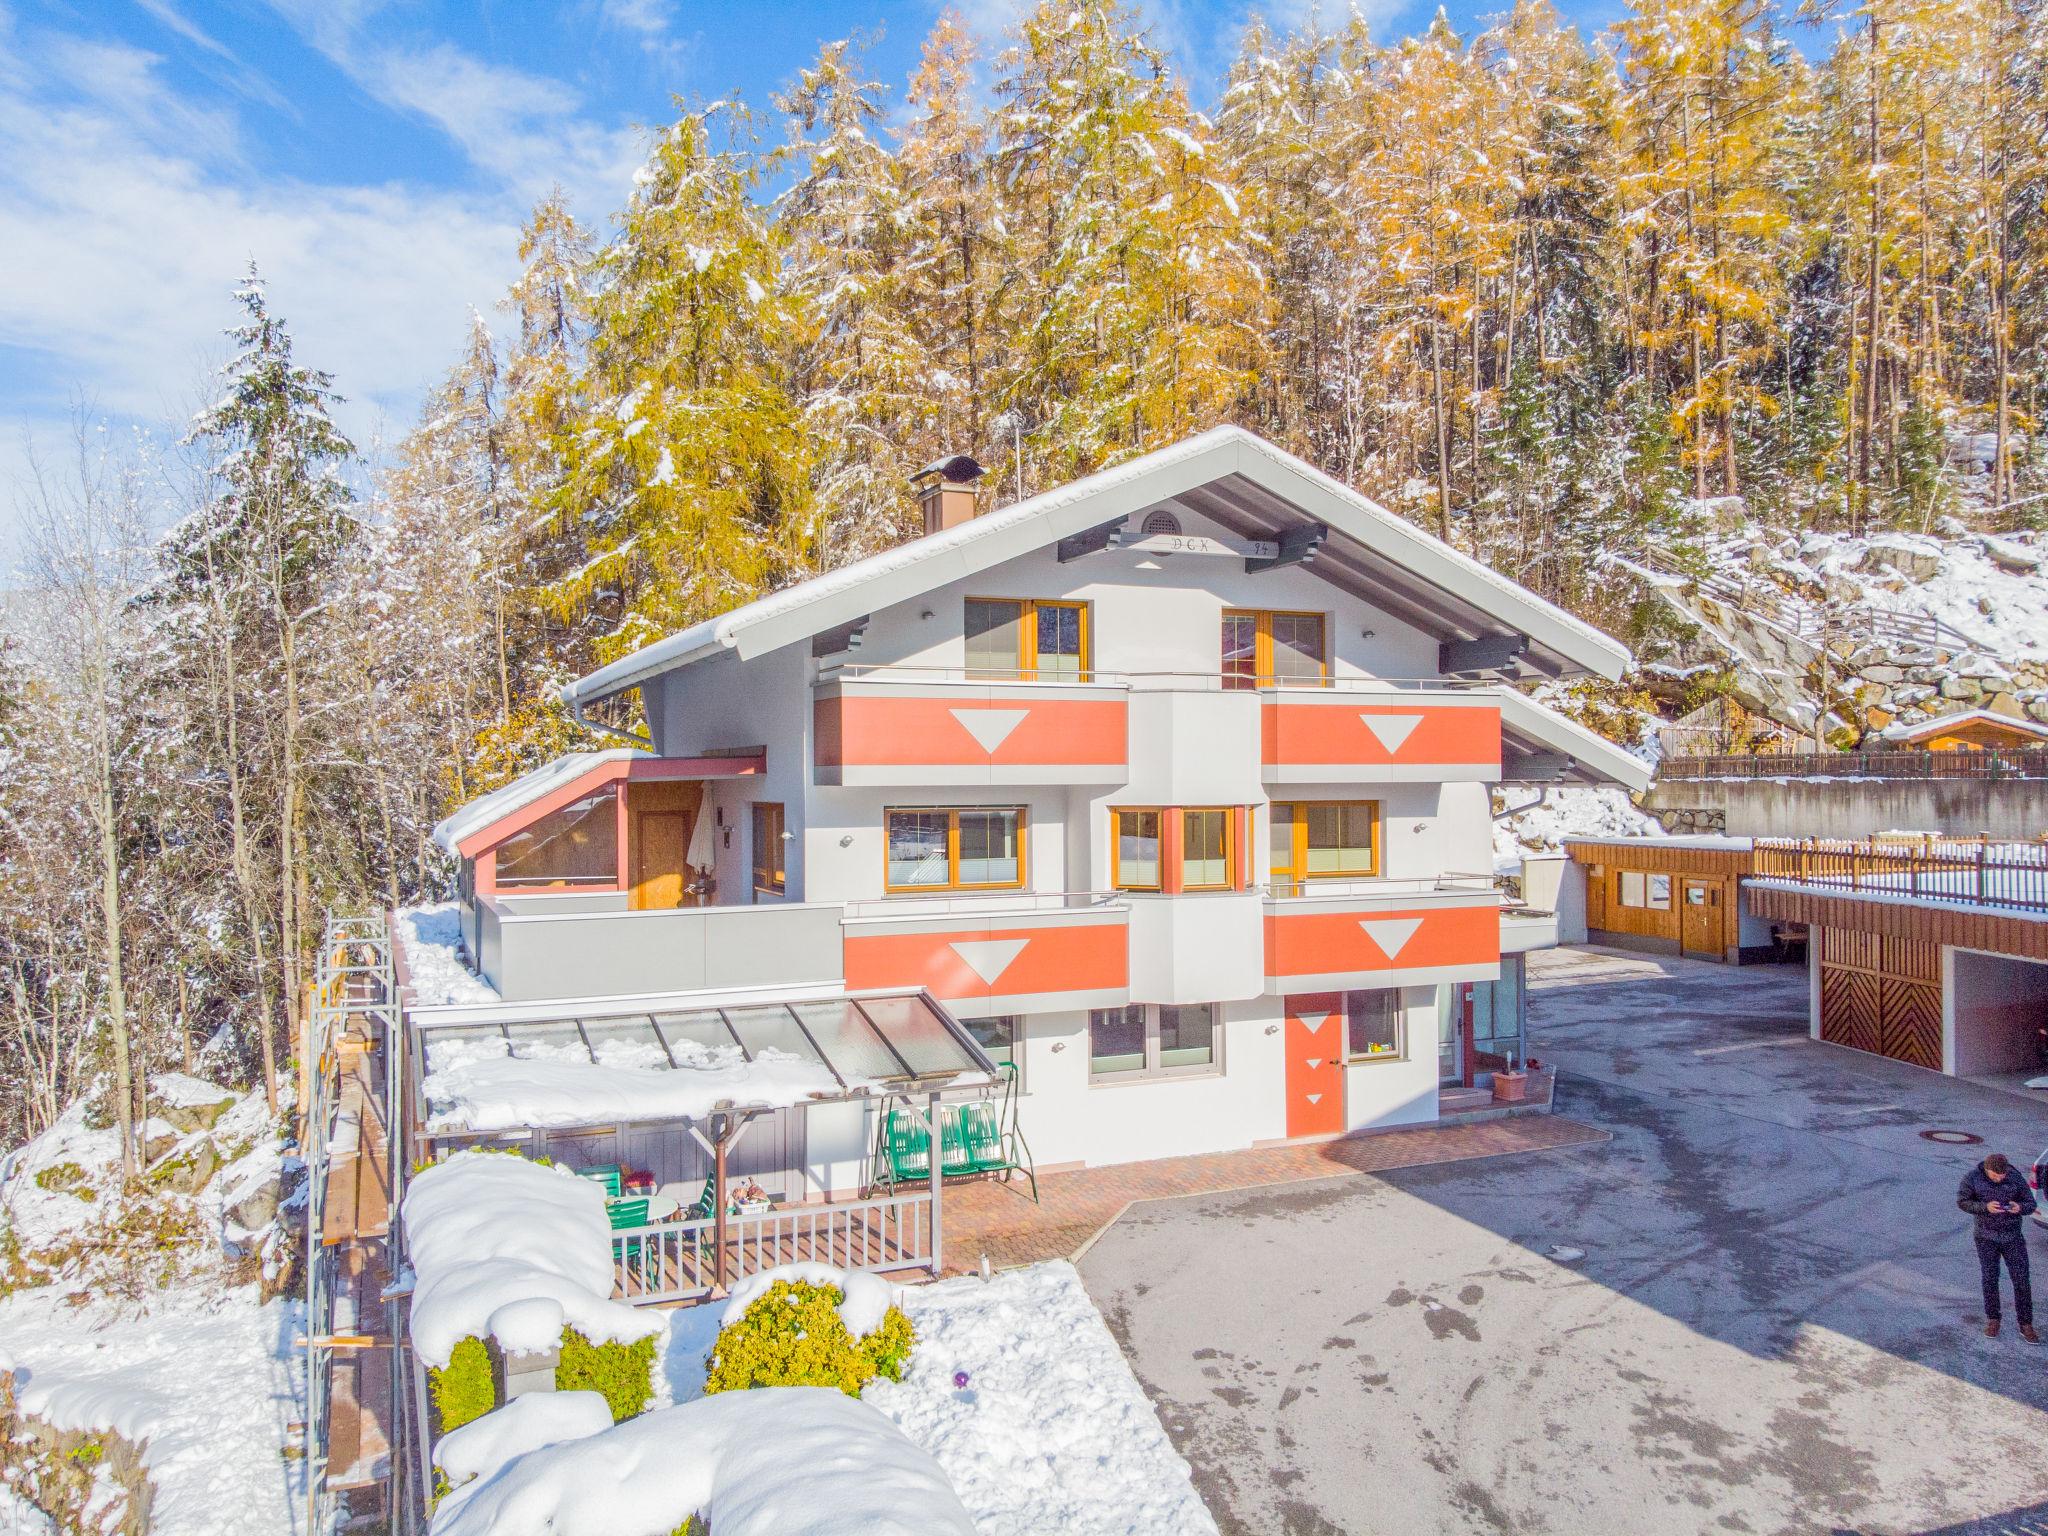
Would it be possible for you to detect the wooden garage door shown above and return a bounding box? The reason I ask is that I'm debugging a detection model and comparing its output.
[1816,927,1942,1071]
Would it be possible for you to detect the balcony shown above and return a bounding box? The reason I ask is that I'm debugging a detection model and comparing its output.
[813,669,1129,787]
[1260,684,1501,785]
[475,892,845,1004]
[1263,876,1503,992]
[840,891,1130,1014]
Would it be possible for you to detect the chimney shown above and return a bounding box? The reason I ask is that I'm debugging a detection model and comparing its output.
[913,454,986,535]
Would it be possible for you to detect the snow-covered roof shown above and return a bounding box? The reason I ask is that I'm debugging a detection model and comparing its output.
[562,426,1633,709]
[432,749,765,859]
[1563,834,1757,853]
[1874,709,2048,745]
[1497,690,1654,792]
[432,750,639,856]
[414,986,998,1135]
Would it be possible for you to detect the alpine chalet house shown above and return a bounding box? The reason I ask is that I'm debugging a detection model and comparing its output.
[423,427,1647,1216]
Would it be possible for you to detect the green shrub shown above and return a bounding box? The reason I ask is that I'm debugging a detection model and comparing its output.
[704,1280,916,1398]
[429,1336,498,1435]
[556,1326,654,1422]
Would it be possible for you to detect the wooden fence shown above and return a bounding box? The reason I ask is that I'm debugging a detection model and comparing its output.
[1660,748,2048,782]
[1751,837,2048,914]
[610,1193,935,1306]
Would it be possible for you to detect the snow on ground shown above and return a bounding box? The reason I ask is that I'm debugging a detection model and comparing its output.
[0,1284,304,1536]
[1494,786,1662,870]
[431,1387,974,1536]
[396,903,498,1006]
[0,1484,52,1535]
[658,1260,1218,1536]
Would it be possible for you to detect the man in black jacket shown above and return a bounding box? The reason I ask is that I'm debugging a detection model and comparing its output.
[1958,1153,2039,1340]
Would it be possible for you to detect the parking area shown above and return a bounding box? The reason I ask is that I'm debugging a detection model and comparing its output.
[1082,948,2048,1535]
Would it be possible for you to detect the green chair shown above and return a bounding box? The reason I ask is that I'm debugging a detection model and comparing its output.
[938,1105,976,1177]
[684,1173,718,1220]
[876,1105,932,1192]
[576,1164,624,1199]
[607,1196,652,1289]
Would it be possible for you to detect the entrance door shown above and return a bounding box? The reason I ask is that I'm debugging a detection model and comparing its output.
[1283,993,1345,1138]
[629,780,703,910]
[1679,879,1724,961]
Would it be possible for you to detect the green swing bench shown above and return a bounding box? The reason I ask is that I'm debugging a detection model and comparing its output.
[872,1065,1037,1203]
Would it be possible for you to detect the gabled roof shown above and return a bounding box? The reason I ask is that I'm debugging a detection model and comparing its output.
[1496,691,1654,792]
[432,749,763,860]
[1874,708,2048,745]
[562,426,1633,709]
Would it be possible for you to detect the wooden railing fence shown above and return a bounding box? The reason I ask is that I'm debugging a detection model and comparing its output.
[1750,837,2048,914]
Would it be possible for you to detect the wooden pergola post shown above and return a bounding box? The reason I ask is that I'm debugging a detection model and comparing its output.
[927,1089,943,1278]
[712,1113,729,1291]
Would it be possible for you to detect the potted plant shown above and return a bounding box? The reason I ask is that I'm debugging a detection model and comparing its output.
[1491,1059,1530,1104]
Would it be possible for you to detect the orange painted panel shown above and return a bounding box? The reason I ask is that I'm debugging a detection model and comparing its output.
[1284,992,1346,1138]
[843,920,1129,1000]
[1261,701,1501,768]
[816,695,1127,768]
[1264,903,1500,980]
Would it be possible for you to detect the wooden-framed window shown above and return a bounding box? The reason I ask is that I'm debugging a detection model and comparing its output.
[1088,1003,1221,1081]
[964,597,1090,681]
[494,787,620,887]
[1345,989,1403,1062]
[1221,609,1327,689]
[1269,801,1381,895]
[1111,808,1163,891]
[884,807,1026,892]
[1181,808,1233,890]
[1615,871,1670,910]
[750,802,786,901]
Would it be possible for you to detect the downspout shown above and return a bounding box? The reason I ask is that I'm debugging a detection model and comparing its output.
[564,690,653,750]
[1493,787,1549,822]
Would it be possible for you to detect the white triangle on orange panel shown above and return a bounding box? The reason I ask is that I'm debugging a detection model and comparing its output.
[1305,1093,1323,1106]
[1359,917,1424,960]
[950,708,1028,754]
[949,938,1029,986]
[1295,1012,1331,1034]
[1360,713,1423,755]
[1305,1058,1323,1071]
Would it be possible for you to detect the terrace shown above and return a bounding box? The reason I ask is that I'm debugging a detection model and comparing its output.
[404,982,1003,1307]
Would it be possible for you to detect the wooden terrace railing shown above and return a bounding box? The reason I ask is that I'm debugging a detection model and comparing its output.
[1660,748,2048,782]
[1750,837,2048,914]
[610,1193,935,1306]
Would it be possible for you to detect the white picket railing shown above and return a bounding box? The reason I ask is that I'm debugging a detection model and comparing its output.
[610,1194,935,1305]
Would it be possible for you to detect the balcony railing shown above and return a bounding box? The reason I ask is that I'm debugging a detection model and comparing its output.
[1661,748,2048,782]
[611,1193,934,1306]
[1750,836,2048,914]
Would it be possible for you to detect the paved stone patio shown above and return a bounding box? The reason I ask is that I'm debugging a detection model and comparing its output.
[939,1111,1607,1275]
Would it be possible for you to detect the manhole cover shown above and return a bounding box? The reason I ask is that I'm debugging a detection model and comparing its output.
[1920,1129,1984,1145]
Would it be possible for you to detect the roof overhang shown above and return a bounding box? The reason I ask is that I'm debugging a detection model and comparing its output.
[562,427,1633,709]
[1496,691,1653,792]
[1876,708,2048,745]
[434,750,764,861]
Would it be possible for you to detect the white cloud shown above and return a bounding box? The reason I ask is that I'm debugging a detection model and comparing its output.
[0,23,577,543]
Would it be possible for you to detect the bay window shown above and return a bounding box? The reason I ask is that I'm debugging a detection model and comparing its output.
[1112,809,1162,891]
[1181,808,1232,889]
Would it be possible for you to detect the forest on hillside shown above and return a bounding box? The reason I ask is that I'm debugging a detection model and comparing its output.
[3,0,2046,1157]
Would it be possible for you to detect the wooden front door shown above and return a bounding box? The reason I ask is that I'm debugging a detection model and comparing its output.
[1284,992,1345,1138]
[1586,865,1607,931]
[1679,879,1725,961]
[629,780,703,910]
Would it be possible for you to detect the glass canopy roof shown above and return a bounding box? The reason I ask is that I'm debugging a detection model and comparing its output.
[413,987,998,1100]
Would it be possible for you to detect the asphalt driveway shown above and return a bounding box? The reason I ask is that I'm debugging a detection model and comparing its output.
[1081,948,2048,1536]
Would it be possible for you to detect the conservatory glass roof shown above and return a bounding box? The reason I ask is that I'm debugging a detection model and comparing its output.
[411,987,997,1135]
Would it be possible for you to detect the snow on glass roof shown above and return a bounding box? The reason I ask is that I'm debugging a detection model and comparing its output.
[416,989,996,1135]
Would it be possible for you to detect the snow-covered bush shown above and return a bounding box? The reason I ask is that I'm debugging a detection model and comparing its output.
[429,1337,498,1436]
[556,1325,657,1422]
[706,1272,915,1397]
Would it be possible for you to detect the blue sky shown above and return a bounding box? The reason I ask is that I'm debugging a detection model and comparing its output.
[0,0,1634,544]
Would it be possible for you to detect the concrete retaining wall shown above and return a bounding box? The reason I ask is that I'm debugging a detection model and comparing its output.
[1645,777,2048,841]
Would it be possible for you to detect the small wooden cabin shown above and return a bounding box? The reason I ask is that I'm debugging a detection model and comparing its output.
[1563,837,1780,965]
[1876,709,2048,754]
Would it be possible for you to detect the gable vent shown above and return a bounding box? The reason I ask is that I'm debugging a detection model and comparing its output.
[1141,510,1182,537]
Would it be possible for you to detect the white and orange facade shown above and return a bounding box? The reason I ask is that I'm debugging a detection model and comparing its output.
[431,428,1648,1190]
